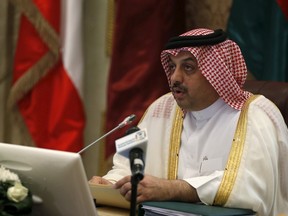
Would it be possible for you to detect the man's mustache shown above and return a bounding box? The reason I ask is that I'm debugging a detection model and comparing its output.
[170,82,188,93]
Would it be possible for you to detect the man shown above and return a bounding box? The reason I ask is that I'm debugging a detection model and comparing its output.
[90,28,288,215]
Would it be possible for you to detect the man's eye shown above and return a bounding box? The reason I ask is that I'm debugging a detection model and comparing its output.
[184,64,196,72]
[184,65,191,70]
[184,65,193,70]
[168,64,175,72]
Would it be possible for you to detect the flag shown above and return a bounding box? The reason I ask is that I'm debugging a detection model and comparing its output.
[227,0,288,81]
[9,0,85,152]
[105,0,186,158]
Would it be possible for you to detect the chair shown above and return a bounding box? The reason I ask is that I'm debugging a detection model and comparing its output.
[243,80,288,126]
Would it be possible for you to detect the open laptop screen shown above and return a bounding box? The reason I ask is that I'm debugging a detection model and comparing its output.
[0,142,97,216]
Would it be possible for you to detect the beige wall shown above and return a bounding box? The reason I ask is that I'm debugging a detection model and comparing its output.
[82,0,110,179]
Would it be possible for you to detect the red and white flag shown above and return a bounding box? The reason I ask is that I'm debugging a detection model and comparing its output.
[10,0,85,152]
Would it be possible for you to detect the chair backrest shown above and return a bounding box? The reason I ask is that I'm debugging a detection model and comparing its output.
[243,80,288,126]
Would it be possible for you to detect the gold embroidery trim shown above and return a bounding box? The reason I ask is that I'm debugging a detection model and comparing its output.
[168,106,183,180]
[213,95,259,205]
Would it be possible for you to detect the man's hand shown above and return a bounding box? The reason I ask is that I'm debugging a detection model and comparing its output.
[89,176,113,185]
[114,174,200,203]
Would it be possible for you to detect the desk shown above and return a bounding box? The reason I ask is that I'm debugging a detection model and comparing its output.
[97,206,130,216]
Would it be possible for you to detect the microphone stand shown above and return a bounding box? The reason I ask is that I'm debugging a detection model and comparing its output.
[78,114,136,154]
[129,147,144,216]
[130,172,143,216]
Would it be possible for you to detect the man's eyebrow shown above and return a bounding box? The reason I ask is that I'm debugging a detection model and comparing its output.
[182,57,195,62]
[168,57,195,61]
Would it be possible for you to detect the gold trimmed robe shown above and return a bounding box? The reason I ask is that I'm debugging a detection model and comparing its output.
[104,93,288,215]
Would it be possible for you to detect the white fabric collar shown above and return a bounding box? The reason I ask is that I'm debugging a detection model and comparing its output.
[190,98,226,121]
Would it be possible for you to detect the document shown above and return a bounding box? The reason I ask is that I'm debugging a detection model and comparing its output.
[89,183,130,209]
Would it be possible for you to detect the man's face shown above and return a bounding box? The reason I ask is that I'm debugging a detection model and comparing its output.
[167,51,219,111]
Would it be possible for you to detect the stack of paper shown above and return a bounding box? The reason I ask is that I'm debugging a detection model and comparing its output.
[89,183,130,209]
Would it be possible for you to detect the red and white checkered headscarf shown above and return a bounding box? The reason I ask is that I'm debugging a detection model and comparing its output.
[161,28,252,110]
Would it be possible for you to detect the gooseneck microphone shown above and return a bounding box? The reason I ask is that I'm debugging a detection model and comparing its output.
[126,127,145,180]
[115,126,148,179]
[115,126,148,216]
[78,114,136,154]
[130,148,144,180]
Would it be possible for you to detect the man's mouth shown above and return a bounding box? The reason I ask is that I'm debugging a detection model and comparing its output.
[172,87,184,94]
[171,85,187,98]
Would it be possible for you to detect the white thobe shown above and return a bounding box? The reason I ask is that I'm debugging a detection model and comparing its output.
[178,98,240,204]
[103,93,288,216]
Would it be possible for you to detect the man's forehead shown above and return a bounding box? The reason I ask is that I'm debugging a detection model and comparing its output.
[168,51,197,62]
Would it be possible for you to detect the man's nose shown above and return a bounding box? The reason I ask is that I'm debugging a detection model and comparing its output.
[170,67,183,83]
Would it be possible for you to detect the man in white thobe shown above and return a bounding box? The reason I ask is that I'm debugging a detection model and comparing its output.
[90,28,288,216]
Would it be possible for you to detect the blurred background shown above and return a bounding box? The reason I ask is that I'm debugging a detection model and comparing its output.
[0,0,287,179]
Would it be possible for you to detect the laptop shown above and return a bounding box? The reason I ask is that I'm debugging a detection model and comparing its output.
[0,142,98,216]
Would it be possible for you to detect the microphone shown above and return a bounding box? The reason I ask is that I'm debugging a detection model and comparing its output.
[117,127,147,216]
[115,126,148,180]
[78,114,136,154]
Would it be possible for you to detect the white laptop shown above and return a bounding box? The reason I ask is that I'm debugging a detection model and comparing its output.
[0,142,98,216]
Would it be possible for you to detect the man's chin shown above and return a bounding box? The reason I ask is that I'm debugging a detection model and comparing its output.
[175,100,188,110]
